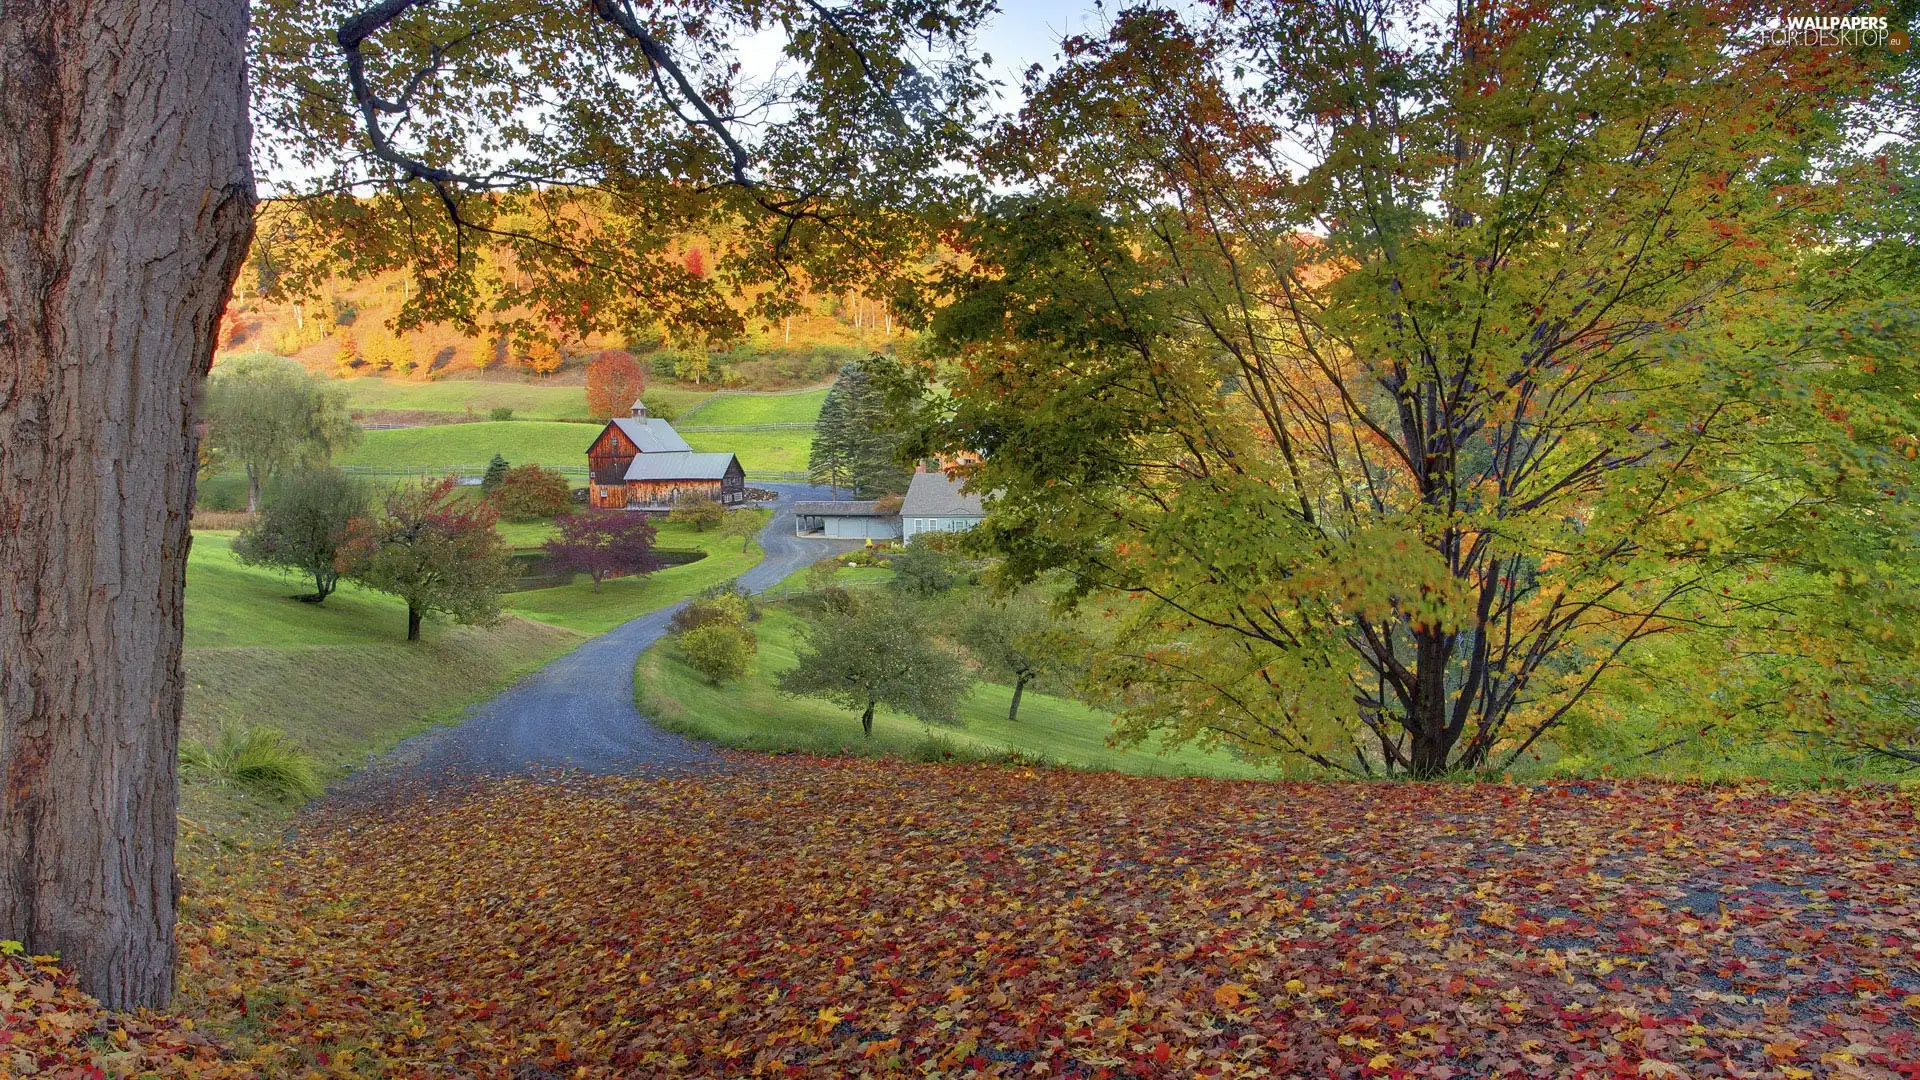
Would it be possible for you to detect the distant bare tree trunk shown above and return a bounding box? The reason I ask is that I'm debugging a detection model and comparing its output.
[0,0,254,1009]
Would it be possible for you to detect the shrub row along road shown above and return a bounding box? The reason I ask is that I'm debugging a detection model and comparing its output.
[336,485,862,790]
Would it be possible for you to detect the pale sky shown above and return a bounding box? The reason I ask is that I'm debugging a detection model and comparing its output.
[972,1,1117,90]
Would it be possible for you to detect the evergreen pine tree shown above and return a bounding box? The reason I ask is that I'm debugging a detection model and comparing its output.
[481,453,509,493]
[807,362,909,498]
[807,372,854,496]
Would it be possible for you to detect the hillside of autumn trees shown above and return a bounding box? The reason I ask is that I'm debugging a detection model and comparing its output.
[221,213,918,388]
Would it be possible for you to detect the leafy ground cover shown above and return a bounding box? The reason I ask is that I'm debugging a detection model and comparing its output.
[638,605,1267,778]
[2,950,254,1080]
[680,387,830,426]
[502,513,769,633]
[173,760,1920,1078]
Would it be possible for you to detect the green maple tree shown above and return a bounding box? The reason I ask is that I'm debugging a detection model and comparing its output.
[899,1,1920,776]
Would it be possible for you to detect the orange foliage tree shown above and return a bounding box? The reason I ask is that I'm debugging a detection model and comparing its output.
[586,349,646,418]
[519,338,563,375]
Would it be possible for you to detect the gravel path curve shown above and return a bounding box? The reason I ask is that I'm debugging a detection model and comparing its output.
[334,484,861,794]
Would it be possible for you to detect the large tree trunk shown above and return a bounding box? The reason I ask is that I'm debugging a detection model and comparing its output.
[0,0,253,1010]
[407,604,423,641]
[860,698,875,738]
[1406,632,1458,779]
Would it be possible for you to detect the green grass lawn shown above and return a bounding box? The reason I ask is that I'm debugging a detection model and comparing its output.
[683,428,812,474]
[338,421,597,471]
[182,531,586,833]
[502,513,770,633]
[188,534,438,647]
[338,378,714,421]
[182,512,768,834]
[635,604,1273,779]
[340,419,810,476]
[495,518,561,549]
[758,562,895,599]
[681,387,828,427]
[340,378,593,420]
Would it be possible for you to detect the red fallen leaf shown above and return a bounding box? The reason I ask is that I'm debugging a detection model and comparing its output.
[162,761,1920,1078]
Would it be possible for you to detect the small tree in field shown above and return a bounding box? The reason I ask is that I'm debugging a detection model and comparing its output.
[958,588,1055,723]
[203,352,362,512]
[680,622,754,685]
[586,349,646,419]
[778,596,974,738]
[667,492,725,532]
[490,464,572,521]
[341,477,510,641]
[543,512,661,592]
[232,467,365,603]
[717,509,761,552]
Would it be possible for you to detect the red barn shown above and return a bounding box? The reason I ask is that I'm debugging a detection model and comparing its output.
[586,401,746,510]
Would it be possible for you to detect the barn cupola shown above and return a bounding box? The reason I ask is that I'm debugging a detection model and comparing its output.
[630,399,648,420]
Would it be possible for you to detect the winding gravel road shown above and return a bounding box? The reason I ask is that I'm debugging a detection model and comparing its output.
[335,484,860,794]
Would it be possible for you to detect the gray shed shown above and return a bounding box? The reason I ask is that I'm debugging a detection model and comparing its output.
[794,501,902,540]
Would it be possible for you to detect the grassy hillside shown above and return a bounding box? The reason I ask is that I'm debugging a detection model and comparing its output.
[503,512,770,633]
[636,604,1272,779]
[340,378,593,420]
[682,428,811,474]
[182,511,768,833]
[680,387,829,426]
[182,533,584,832]
[338,421,596,472]
[189,534,432,647]
[338,378,714,421]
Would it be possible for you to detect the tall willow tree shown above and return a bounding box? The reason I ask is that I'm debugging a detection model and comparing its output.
[2,0,987,1008]
[903,0,1919,777]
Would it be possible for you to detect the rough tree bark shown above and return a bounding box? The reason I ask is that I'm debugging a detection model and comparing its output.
[1008,672,1031,724]
[0,0,254,1009]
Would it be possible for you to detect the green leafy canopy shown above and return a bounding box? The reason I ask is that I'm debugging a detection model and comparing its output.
[901,0,1920,777]
[247,0,995,349]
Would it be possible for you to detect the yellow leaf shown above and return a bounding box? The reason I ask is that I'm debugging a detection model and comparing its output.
[1213,982,1251,1009]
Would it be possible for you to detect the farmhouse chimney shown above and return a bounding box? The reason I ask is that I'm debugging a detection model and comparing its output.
[630,399,648,419]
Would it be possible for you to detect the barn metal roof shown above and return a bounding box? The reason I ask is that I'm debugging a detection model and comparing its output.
[900,467,985,518]
[606,416,693,454]
[793,501,891,517]
[622,451,740,481]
